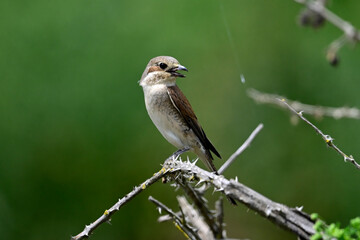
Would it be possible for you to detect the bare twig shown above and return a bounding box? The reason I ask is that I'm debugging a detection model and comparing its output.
[295,0,360,64]
[72,168,170,240]
[72,149,194,238]
[248,88,360,120]
[177,196,215,240]
[219,123,264,174]
[149,196,200,240]
[295,0,360,41]
[279,98,360,170]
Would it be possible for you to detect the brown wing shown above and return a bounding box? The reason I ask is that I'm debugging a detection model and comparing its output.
[167,85,221,159]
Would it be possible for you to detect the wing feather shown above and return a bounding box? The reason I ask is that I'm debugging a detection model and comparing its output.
[167,85,221,159]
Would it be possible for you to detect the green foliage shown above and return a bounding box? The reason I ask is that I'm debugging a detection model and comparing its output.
[311,214,360,240]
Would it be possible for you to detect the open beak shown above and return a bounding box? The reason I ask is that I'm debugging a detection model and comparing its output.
[167,64,188,78]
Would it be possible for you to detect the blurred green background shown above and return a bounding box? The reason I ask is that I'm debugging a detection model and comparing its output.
[1,0,360,239]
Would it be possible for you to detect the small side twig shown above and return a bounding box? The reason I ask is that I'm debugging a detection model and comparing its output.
[215,197,225,238]
[177,178,222,238]
[177,196,215,240]
[279,98,360,170]
[149,196,200,240]
[247,88,360,120]
[219,123,264,174]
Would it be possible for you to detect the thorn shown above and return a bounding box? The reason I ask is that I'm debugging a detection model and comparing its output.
[216,187,224,192]
[298,111,304,116]
[324,135,333,144]
[157,207,162,214]
[295,206,304,211]
[192,159,199,166]
[195,179,205,186]
[265,205,272,216]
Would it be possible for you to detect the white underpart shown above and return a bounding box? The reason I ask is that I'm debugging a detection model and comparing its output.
[142,83,185,149]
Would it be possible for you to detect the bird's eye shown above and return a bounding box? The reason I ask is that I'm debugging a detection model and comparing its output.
[159,62,167,70]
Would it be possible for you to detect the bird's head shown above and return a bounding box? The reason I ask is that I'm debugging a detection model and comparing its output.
[139,56,188,87]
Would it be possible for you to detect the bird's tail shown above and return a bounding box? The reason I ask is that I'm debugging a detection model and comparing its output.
[194,148,218,173]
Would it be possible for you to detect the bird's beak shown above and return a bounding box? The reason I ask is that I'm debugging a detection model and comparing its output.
[167,64,188,78]
[176,65,188,72]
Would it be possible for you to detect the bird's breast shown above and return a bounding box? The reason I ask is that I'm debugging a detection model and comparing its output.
[142,84,190,148]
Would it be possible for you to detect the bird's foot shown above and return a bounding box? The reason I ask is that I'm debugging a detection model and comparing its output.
[166,147,190,161]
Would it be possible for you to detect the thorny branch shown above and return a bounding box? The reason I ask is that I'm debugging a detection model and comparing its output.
[279,98,360,170]
[160,158,316,239]
[72,154,316,240]
[248,88,360,120]
[71,166,170,240]
[72,124,262,239]
[71,122,317,239]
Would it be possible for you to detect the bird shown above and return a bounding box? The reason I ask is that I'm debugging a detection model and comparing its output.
[139,56,222,173]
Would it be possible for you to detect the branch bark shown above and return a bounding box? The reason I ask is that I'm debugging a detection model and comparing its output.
[72,156,316,240]
[72,167,169,240]
[278,98,360,170]
[248,88,360,120]
[162,158,316,240]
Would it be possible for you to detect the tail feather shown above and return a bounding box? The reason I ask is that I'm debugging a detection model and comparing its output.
[194,148,218,173]
[201,129,221,159]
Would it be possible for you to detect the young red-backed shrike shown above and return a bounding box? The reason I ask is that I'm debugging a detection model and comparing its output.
[139,56,222,173]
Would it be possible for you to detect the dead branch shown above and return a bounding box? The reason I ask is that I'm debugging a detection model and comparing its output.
[295,0,360,40]
[72,126,316,239]
[278,98,360,170]
[177,196,215,240]
[176,177,222,238]
[219,123,264,174]
[161,158,316,240]
[149,196,200,240]
[71,167,169,240]
[294,0,360,64]
[248,88,360,120]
